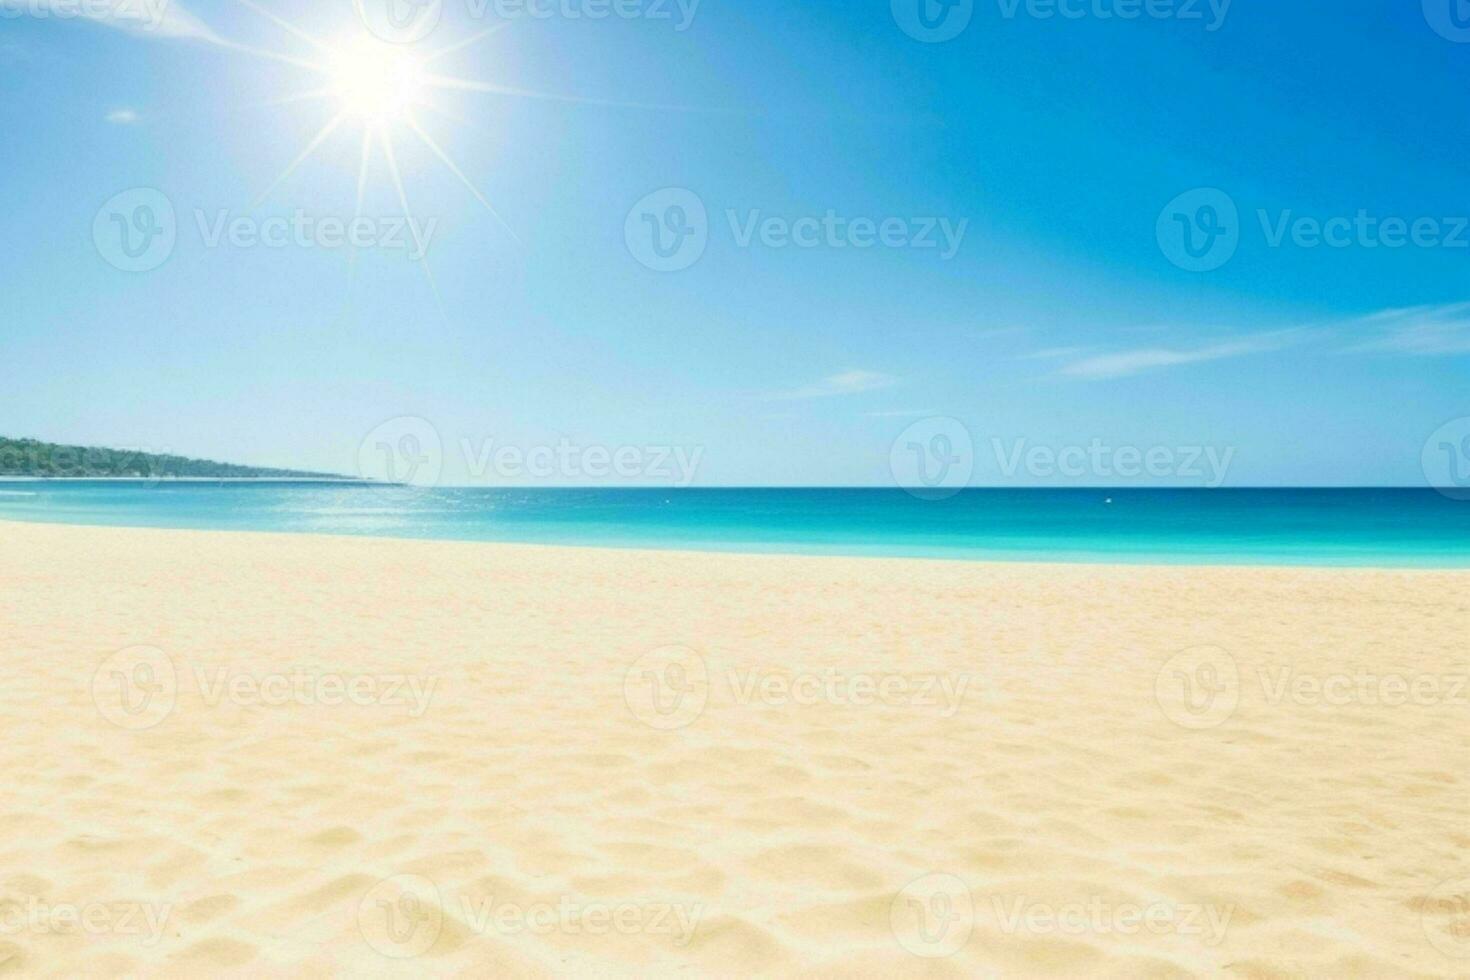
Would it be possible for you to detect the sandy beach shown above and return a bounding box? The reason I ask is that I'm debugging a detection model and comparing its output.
[0,519,1467,977]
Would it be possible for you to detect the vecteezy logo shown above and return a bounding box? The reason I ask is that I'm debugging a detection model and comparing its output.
[357,416,444,487]
[891,0,973,43]
[624,188,708,272]
[358,875,443,959]
[890,417,974,501]
[1156,188,1239,272]
[355,0,443,44]
[1155,645,1240,730]
[1422,875,1470,959]
[92,645,178,730]
[623,645,709,730]
[93,188,176,273]
[891,873,974,958]
[1424,0,1470,42]
[1423,417,1470,501]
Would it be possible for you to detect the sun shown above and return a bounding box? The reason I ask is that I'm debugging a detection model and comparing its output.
[217,5,677,306]
[325,39,426,125]
[231,20,521,307]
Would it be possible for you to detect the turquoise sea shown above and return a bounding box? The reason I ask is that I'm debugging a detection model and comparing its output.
[0,482,1467,567]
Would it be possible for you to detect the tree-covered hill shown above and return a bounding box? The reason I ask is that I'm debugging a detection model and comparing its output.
[0,436,345,480]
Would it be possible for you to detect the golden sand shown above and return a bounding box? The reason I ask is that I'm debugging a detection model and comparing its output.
[0,520,1467,977]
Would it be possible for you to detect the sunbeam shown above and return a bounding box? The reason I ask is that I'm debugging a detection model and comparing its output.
[208,0,736,309]
[422,74,731,114]
[422,22,514,66]
[223,0,521,263]
[255,88,336,110]
[251,110,348,209]
[346,127,374,285]
[405,115,521,245]
[212,38,325,74]
[228,0,332,53]
[380,132,445,318]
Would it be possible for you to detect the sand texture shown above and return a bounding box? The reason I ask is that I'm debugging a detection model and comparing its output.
[0,520,1467,977]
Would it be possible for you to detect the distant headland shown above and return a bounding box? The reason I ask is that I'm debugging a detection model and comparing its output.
[0,436,350,481]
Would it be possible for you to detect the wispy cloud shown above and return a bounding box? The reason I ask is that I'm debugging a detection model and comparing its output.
[1032,302,1470,382]
[1,0,220,43]
[766,369,899,401]
[1020,345,1094,361]
[1344,302,1470,356]
[105,107,139,124]
[863,409,936,418]
[1058,331,1300,380]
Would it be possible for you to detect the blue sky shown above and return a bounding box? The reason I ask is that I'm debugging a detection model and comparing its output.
[1,0,1467,485]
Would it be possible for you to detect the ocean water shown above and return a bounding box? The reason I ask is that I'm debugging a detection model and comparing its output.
[0,482,1466,567]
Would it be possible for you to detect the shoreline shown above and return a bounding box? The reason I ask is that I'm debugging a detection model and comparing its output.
[1,515,1467,573]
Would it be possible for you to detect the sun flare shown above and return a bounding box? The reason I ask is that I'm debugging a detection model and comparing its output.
[325,40,426,125]
[230,19,520,306]
[222,8,631,304]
